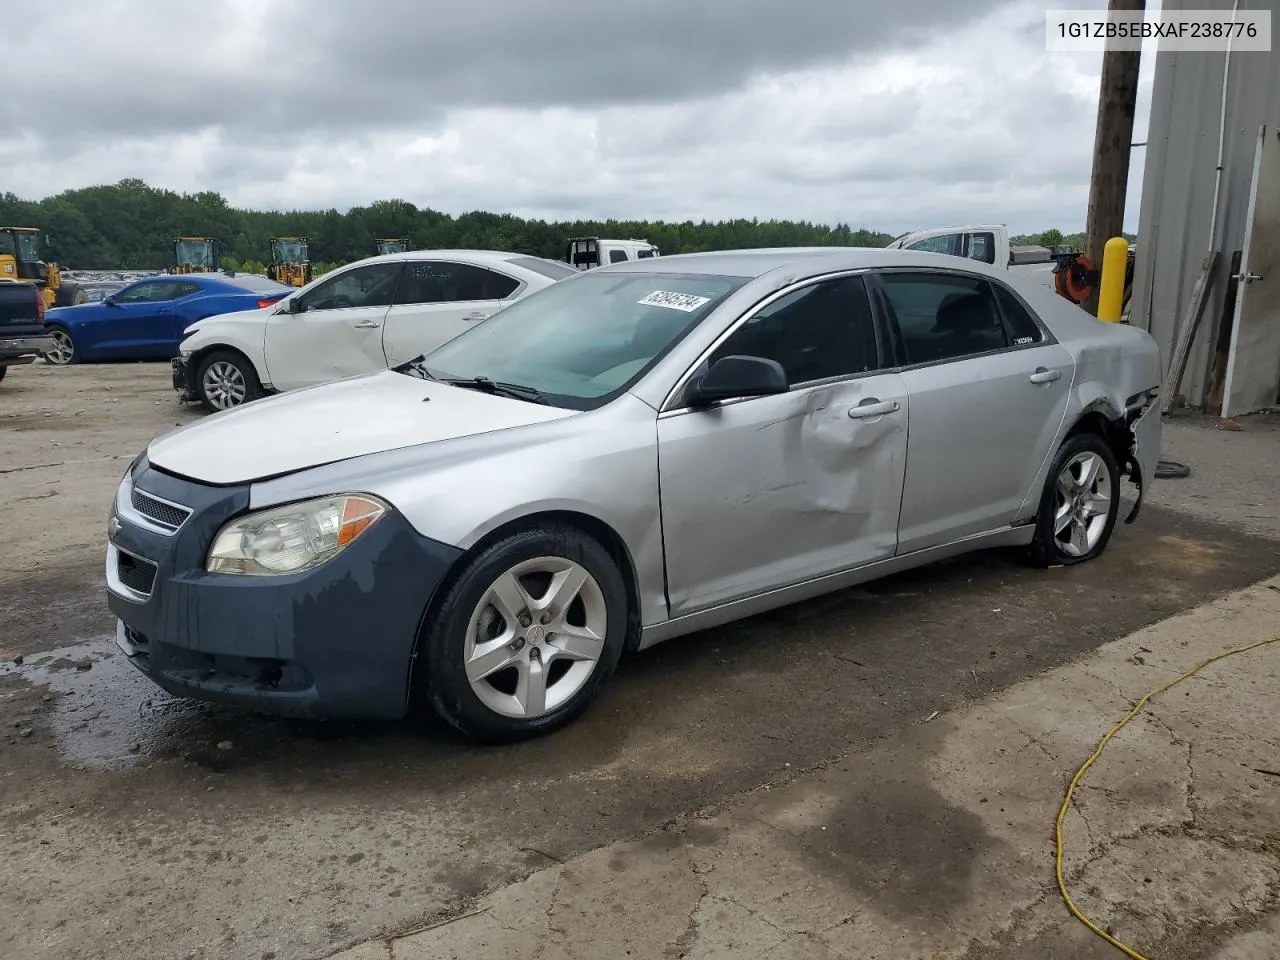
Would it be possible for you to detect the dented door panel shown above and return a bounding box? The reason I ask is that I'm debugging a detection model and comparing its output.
[657,373,909,616]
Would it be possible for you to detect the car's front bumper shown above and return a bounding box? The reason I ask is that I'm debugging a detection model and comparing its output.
[106,455,464,720]
[0,334,55,363]
[171,355,196,401]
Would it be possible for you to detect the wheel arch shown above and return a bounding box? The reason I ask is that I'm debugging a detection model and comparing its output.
[405,508,645,714]
[188,341,266,387]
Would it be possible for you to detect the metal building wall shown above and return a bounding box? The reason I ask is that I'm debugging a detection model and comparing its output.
[1131,0,1280,409]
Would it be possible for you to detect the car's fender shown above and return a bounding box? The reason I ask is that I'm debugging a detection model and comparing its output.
[179,306,273,388]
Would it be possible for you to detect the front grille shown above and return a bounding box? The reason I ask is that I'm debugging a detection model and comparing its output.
[130,488,192,531]
[116,550,157,597]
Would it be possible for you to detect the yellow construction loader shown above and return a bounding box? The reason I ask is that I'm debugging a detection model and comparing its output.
[0,227,87,307]
[168,237,219,274]
[267,237,312,287]
[375,238,408,255]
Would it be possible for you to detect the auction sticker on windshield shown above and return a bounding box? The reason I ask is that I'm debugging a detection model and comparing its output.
[638,290,711,312]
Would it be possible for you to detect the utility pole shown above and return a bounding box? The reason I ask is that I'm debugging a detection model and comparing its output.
[1082,0,1145,316]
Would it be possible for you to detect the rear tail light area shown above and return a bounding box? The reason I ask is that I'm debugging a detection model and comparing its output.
[34,286,45,324]
[257,296,283,309]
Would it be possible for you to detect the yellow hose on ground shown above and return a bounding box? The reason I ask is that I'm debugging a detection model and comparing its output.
[1056,634,1280,959]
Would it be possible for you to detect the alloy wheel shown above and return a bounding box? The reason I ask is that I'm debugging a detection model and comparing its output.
[202,360,247,409]
[44,330,74,365]
[463,556,608,720]
[1053,451,1113,557]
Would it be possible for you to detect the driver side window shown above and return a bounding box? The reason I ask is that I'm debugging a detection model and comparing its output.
[115,281,181,303]
[706,275,881,386]
[297,262,402,312]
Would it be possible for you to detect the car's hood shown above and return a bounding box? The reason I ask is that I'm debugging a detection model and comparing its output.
[146,370,577,485]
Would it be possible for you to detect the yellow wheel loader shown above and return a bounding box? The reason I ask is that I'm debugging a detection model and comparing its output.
[267,237,312,287]
[169,237,220,274]
[0,227,87,308]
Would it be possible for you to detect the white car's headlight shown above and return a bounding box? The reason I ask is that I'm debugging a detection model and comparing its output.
[207,494,387,576]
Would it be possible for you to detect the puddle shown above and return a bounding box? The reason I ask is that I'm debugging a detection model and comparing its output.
[1,638,201,770]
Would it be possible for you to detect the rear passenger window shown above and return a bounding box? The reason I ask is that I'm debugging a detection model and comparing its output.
[708,275,880,385]
[992,283,1045,345]
[608,250,628,263]
[878,272,1009,365]
[396,262,519,304]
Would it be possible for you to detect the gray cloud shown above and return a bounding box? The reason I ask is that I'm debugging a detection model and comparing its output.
[2,0,1157,236]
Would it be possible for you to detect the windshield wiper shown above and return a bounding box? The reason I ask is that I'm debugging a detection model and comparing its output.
[437,375,550,405]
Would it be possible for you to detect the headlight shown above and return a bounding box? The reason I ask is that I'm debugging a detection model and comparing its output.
[207,494,387,576]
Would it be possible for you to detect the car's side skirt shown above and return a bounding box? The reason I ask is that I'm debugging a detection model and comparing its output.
[636,524,1036,651]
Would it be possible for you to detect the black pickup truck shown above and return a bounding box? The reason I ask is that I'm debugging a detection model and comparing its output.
[0,280,54,383]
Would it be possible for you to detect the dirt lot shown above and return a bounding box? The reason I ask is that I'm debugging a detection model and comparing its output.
[2,361,1279,960]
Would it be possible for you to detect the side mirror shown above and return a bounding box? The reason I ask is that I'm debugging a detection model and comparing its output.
[685,355,788,407]
[283,297,302,314]
[104,296,120,307]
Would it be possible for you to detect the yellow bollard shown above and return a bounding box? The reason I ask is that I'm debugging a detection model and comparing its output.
[1096,236,1128,323]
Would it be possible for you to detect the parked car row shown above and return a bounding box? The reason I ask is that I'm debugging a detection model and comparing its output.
[105,245,1163,743]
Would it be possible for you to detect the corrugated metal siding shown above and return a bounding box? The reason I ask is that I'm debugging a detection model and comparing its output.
[1131,0,1280,407]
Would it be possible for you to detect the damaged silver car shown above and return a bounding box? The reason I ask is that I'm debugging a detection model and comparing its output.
[107,247,1162,742]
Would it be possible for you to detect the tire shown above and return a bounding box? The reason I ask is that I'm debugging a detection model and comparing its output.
[54,283,87,307]
[43,326,78,365]
[0,366,7,382]
[1027,431,1122,567]
[420,524,628,743]
[195,349,262,412]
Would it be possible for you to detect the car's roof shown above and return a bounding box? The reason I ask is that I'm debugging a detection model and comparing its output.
[584,246,1010,280]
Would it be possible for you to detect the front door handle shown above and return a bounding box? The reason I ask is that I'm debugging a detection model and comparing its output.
[848,398,899,419]
[1029,367,1061,384]
[463,312,490,321]
[352,320,382,329]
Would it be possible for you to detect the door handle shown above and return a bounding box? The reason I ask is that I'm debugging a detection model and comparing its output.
[352,320,382,329]
[463,312,490,321]
[1231,270,1262,283]
[1029,367,1061,384]
[847,398,899,419]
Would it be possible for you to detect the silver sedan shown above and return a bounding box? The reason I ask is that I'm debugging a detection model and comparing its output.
[106,247,1162,742]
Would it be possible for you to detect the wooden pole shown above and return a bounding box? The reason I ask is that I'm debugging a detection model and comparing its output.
[1082,0,1146,316]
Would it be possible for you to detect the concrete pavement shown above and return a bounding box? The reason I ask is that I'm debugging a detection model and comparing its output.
[330,573,1280,960]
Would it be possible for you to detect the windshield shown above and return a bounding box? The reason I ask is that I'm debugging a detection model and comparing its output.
[15,231,41,261]
[418,271,748,410]
[175,240,213,266]
[272,239,308,262]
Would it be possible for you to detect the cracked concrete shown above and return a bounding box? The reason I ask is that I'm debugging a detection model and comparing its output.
[332,574,1280,960]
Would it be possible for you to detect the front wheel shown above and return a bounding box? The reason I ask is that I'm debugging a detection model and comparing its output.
[1027,432,1121,567]
[420,524,628,743]
[195,349,262,412]
[43,326,77,365]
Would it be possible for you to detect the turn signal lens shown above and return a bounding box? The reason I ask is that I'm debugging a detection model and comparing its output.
[207,494,388,576]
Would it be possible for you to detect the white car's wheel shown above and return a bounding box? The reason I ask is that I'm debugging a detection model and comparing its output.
[1028,431,1121,567]
[195,350,262,413]
[421,524,628,742]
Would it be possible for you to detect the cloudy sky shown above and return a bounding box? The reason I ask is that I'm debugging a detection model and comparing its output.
[1,0,1160,234]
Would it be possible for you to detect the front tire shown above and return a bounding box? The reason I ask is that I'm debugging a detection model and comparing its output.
[43,326,78,365]
[55,283,87,308]
[195,349,262,412]
[1027,432,1121,567]
[420,524,628,743]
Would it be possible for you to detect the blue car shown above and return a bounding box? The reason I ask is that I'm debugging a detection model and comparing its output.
[42,272,293,366]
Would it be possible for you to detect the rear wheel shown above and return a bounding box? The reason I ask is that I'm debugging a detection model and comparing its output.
[54,283,87,307]
[1027,432,1121,567]
[43,326,77,365]
[420,524,628,743]
[195,349,262,412]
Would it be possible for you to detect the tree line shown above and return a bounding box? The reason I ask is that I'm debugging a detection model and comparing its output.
[0,178,1093,273]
